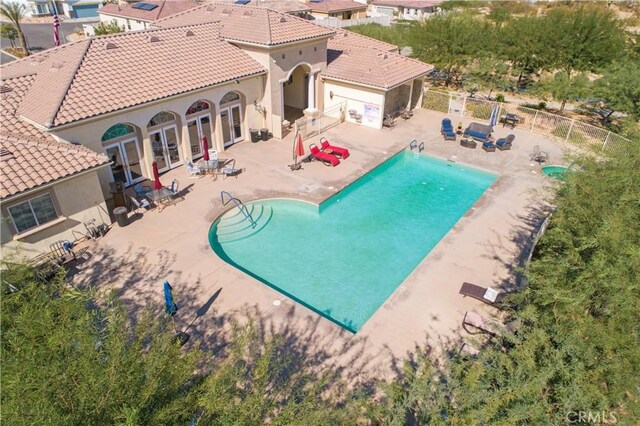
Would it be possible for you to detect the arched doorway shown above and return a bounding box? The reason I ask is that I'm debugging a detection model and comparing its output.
[101,123,144,187]
[282,63,313,122]
[219,91,243,148]
[147,111,181,173]
[185,100,213,160]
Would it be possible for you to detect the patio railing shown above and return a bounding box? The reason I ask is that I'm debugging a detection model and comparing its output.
[295,101,346,140]
[422,90,635,155]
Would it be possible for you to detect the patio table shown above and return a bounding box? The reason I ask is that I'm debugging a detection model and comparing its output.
[147,187,174,211]
[502,113,520,129]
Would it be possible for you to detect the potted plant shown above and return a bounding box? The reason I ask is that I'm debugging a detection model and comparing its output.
[457,121,463,135]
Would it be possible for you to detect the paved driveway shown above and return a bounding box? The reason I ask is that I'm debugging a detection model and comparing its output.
[1,21,95,64]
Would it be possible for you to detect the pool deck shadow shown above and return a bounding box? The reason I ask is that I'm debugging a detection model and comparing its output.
[68,109,565,378]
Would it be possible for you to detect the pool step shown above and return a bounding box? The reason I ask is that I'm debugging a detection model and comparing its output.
[217,203,260,229]
[216,204,273,243]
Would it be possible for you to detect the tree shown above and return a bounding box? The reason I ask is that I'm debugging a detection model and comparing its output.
[408,14,490,87]
[0,262,360,424]
[0,22,17,48]
[542,5,626,79]
[593,60,640,122]
[0,1,29,57]
[498,16,550,87]
[93,20,123,36]
[537,70,590,112]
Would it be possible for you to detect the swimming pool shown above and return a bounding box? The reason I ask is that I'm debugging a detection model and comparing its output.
[209,151,496,332]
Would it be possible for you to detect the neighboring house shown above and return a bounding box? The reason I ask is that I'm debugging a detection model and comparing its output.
[304,0,367,20]
[53,0,104,19]
[1,3,431,222]
[99,1,200,32]
[218,0,311,17]
[25,0,51,17]
[0,133,109,260]
[370,0,443,20]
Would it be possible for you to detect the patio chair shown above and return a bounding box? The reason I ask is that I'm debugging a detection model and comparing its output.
[129,194,152,215]
[459,282,505,306]
[50,240,76,265]
[530,145,549,164]
[482,140,496,152]
[184,158,202,178]
[496,134,515,151]
[134,183,152,197]
[220,159,242,179]
[168,179,184,200]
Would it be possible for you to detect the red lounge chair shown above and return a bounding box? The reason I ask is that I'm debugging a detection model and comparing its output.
[309,144,340,167]
[320,137,350,159]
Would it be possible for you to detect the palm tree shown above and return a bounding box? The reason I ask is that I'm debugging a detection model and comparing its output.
[0,1,29,57]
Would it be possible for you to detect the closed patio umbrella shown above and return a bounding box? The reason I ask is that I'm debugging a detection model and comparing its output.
[163,280,178,316]
[489,104,499,129]
[202,136,210,161]
[290,131,304,170]
[152,161,163,190]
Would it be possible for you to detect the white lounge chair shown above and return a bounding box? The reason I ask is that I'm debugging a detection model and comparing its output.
[184,158,202,178]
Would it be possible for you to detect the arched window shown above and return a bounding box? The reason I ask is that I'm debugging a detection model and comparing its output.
[101,123,135,142]
[186,100,210,115]
[220,92,240,105]
[147,111,176,127]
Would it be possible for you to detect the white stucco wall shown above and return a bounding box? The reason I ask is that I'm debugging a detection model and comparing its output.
[1,169,109,260]
[322,80,385,129]
[98,14,149,32]
[51,77,264,198]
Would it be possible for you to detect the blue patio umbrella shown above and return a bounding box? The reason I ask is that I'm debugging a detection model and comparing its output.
[489,104,500,129]
[163,280,178,316]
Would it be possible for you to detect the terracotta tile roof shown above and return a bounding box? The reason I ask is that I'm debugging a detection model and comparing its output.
[1,75,54,141]
[328,28,398,53]
[4,22,266,128]
[306,0,367,13]
[99,1,200,23]
[216,0,311,14]
[372,0,442,8]
[0,133,109,199]
[153,3,335,46]
[323,46,433,89]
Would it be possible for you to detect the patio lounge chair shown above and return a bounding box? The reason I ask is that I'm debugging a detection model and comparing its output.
[530,145,549,163]
[129,194,152,215]
[496,134,515,151]
[50,240,76,265]
[220,159,242,179]
[320,137,350,159]
[309,143,340,167]
[463,311,506,337]
[459,282,505,306]
[184,158,202,177]
[441,119,456,141]
[482,140,496,152]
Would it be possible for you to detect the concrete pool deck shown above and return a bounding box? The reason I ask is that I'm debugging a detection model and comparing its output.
[70,110,564,379]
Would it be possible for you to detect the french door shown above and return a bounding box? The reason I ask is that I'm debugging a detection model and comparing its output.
[186,114,212,160]
[105,138,144,187]
[149,125,181,173]
[221,104,243,147]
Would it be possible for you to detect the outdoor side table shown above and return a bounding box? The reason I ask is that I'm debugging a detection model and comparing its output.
[460,137,477,149]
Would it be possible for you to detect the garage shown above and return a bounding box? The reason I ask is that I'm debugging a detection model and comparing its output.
[73,4,99,18]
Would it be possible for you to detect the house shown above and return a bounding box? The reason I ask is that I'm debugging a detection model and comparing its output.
[217,0,311,18]
[0,3,432,240]
[304,0,367,20]
[98,1,200,32]
[54,0,104,19]
[370,0,443,20]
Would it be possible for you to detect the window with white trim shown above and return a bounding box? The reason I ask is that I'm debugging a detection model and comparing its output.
[8,193,59,233]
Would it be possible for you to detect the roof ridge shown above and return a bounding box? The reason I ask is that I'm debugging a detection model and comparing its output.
[0,131,106,159]
[265,9,273,45]
[155,0,166,20]
[46,39,93,128]
[153,3,210,26]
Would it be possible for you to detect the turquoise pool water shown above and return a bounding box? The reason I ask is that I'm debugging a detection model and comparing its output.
[209,151,496,332]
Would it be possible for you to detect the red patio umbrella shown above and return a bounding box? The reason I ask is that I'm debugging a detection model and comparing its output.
[152,161,163,190]
[202,136,210,161]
